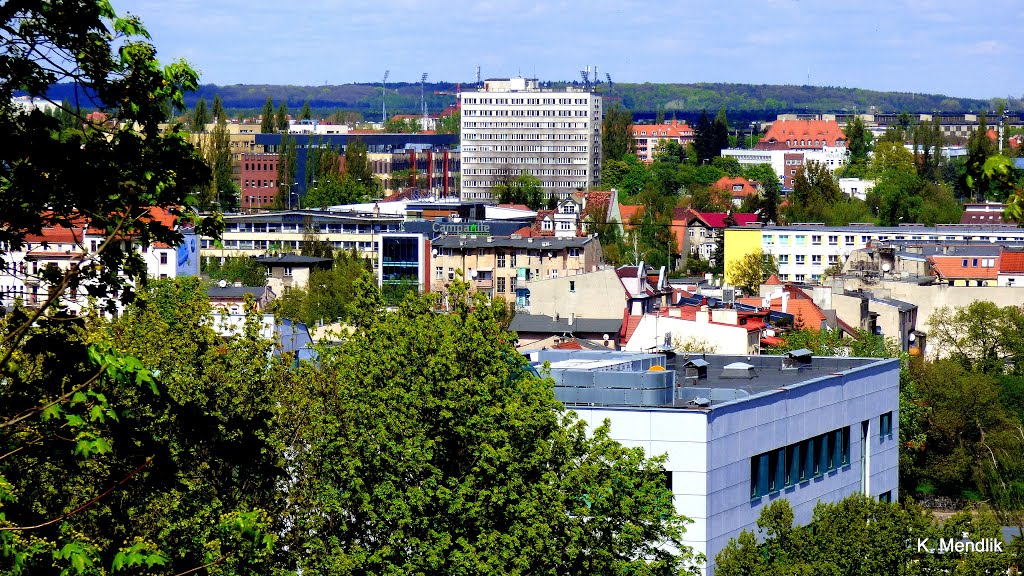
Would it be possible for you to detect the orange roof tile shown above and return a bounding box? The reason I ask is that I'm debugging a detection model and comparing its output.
[1000,250,1024,274]
[712,176,759,198]
[759,120,846,149]
[619,204,644,224]
[631,119,693,139]
[929,255,999,279]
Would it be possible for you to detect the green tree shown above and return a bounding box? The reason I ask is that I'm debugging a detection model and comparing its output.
[785,160,842,222]
[744,163,781,223]
[277,281,701,575]
[711,107,730,157]
[727,249,778,294]
[435,111,460,135]
[844,116,872,178]
[601,104,636,161]
[693,110,715,164]
[0,2,265,572]
[260,96,275,133]
[273,251,371,326]
[299,100,312,121]
[189,96,209,132]
[384,117,420,133]
[275,133,299,209]
[203,255,267,286]
[211,94,225,122]
[275,101,289,132]
[963,113,997,200]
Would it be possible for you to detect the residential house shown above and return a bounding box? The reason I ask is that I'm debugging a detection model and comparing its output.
[622,306,763,355]
[674,209,759,265]
[711,176,760,207]
[429,235,603,306]
[255,254,333,294]
[206,284,276,314]
[927,249,1000,286]
[998,248,1024,286]
[510,313,622,350]
[631,120,694,163]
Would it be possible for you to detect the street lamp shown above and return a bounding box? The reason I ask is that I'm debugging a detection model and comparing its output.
[283,181,298,210]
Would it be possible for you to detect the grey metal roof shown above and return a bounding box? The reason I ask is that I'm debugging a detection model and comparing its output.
[870,297,916,312]
[511,313,621,335]
[207,286,268,299]
[255,255,332,266]
[223,210,401,223]
[532,350,895,410]
[432,236,594,250]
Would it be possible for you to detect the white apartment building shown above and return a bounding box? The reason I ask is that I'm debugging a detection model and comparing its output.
[460,77,602,202]
[535,349,900,575]
[726,224,1024,284]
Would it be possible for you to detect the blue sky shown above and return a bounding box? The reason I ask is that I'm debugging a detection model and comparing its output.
[116,0,1022,100]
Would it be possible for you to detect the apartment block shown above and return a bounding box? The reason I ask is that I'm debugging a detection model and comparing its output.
[428,234,602,305]
[459,77,602,202]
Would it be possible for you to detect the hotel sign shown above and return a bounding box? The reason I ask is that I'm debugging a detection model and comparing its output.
[431,222,491,235]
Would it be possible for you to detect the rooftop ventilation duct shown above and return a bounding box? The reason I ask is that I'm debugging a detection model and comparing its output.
[783,348,813,370]
[721,361,757,379]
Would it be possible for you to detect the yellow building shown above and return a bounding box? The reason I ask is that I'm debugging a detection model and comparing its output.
[723,227,764,286]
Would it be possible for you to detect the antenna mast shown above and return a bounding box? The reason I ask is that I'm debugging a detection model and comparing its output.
[382,69,390,124]
[421,72,429,123]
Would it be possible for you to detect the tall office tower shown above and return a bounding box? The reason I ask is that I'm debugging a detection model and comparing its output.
[459,77,602,202]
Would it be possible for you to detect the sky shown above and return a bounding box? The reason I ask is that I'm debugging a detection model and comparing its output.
[116,0,1023,100]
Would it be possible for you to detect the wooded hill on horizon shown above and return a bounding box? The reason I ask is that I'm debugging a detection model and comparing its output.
[40,81,1017,121]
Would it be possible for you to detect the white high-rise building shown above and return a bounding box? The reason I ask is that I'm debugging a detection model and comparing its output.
[459,77,602,202]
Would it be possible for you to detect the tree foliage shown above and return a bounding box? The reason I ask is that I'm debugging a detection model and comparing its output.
[277,280,702,575]
[602,104,636,162]
[494,172,545,210]
[727,249,778,294]
[260,96,275,133]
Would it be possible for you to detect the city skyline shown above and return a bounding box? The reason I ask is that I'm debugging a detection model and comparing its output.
[116,0,1022,101]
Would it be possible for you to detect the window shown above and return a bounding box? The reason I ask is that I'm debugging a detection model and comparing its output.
[752,426,851,499]
[497,276,506,293]
[828,255,839,265]
[569,247,582,257]
[812,235,822,245]
[778,254,790,265]
[779,235,790,246]
[812,255,822,265]
[283,267,293,277]
[962,258,969,267]
[880,411,893,436]
[497,252,506,268]
[159,252,168,265]
[795,235,806,246]
[795,255,806,265]
[845,235,855,245]
[435,266,443,279]
[879,491,892,503]
[763,235,775,246]
[569,280,576,293]
[828,235,838,245]
[448,267,455,281]
[550,269,558,279]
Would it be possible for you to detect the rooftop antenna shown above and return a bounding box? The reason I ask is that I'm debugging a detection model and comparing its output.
[420,72,428,122]
[476,65,481,88]
[593,65,600,88]
[381,69,389,124]
[579,67,590,90]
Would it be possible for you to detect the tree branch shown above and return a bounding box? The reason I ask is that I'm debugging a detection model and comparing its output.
[0,456,153,532]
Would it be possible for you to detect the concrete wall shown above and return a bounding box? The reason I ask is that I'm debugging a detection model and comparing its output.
[523,268,625,318]
[842,278,1024,355]
[623,313,757,355]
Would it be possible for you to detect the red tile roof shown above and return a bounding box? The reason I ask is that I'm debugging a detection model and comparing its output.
[1000,250,1024,274]
[739,286,829,331]
[619,204,644,226]
[759,120,846,149]
[691,211,759,228]
[631,120,693,139]
[712,176,759,199]
[929,255,999,280]
[496,203,532,211]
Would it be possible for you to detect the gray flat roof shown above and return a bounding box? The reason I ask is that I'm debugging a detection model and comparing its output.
[511,313,621,335]
[207,286,268,299]
[255,255,332,266]
[532,350,895,410]
[432,236,594,249]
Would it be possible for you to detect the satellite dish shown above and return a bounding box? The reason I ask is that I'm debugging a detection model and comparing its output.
[908,333,916,342]
[470,270,478,279]
[881,263,891,272]
[218,279,227,288]
[602,333,610,340]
